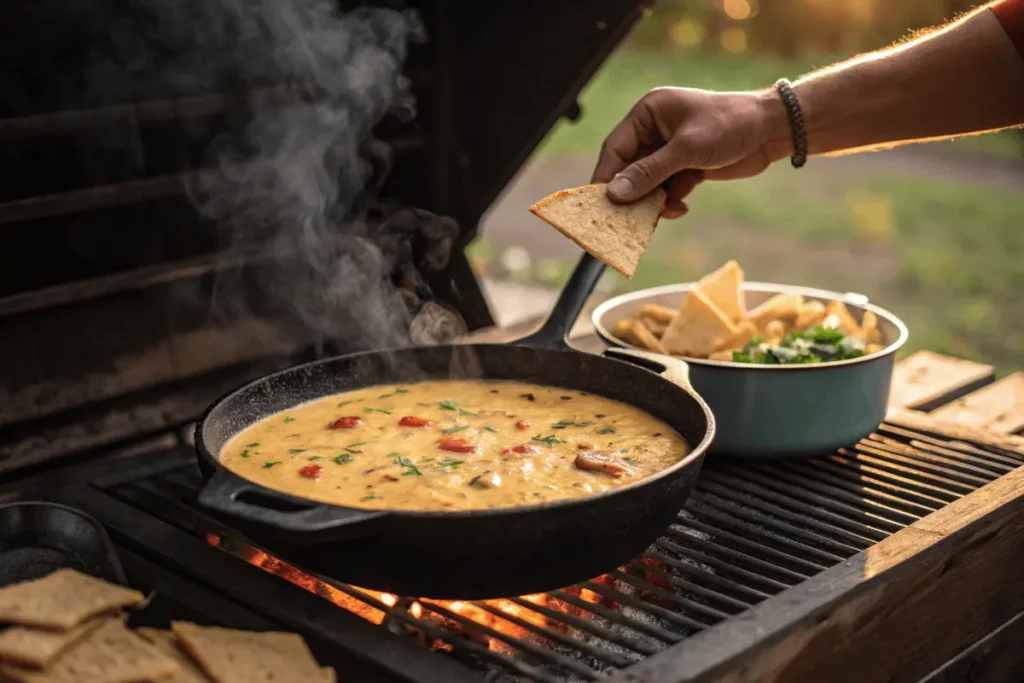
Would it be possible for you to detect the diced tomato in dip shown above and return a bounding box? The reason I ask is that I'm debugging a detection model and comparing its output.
[515,420,530,431]
[398,416,432,428]
[438,437,476,453]
[502,444,537,455]
[298,464,323,479]
[328,416,362,430]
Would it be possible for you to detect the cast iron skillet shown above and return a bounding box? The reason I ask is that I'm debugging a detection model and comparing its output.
[194,254,715,599]
[0,502,130,587]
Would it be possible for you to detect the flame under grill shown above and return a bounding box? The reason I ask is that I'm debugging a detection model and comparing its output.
[96,422,1021,682]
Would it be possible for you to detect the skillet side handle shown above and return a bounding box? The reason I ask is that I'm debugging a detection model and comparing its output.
[197,470,387,544]
[602,347,692,389]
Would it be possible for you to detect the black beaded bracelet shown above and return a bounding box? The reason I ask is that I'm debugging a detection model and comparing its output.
[774,78,807,169]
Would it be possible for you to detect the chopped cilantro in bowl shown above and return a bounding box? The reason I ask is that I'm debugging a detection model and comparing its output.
[731,325,867,365]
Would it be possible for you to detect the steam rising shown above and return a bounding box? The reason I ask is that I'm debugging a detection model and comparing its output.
[188,0,463,350]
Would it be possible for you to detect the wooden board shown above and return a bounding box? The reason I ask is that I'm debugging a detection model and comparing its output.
[917,611,1024,683]
[929,372,1024,435]
[888,350,994,411]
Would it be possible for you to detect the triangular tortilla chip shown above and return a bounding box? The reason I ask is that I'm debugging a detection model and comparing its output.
[747,293,803,329]
[661,289,739,357]
[0,618,178,683]
[0,569,145,631]
[529,184,666,278]
[170,622,324,683]
[697,260,745,322]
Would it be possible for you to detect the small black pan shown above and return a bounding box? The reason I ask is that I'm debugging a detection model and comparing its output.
[194,254,715,599]
[0,502,129,587]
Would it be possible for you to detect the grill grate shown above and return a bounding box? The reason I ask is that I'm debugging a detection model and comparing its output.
[99,423,1022,683]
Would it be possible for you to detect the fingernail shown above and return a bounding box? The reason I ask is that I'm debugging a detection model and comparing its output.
[608,175,634,199]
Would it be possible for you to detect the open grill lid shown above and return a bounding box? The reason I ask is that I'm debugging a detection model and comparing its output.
[0,0,650,475]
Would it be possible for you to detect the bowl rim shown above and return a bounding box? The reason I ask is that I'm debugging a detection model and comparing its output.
[591,281,910,371]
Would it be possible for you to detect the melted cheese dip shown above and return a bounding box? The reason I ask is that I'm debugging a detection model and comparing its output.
[218,380,688,512]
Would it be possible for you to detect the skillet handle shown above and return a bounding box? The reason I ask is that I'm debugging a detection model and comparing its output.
[518,253,606,349]
[602,347,692,389]
[197,470,387,544]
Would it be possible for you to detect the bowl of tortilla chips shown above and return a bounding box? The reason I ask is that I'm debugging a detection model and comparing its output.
[592,261,909,458]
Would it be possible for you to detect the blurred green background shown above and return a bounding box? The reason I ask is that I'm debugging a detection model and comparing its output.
[471,0,1024,376]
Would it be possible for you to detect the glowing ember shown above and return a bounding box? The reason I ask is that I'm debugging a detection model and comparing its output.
[204,532,667,653]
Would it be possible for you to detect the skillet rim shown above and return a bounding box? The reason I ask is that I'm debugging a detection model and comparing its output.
[194,341,716,520]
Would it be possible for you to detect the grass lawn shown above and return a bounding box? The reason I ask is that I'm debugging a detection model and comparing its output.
[485,48,1024,376]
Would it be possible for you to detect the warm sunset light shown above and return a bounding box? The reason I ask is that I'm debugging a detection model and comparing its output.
[723,0,752,21]
[720,27,748,53]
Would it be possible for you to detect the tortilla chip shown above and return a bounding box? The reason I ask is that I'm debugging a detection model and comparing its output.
[638,304,676,325]
[529,184,666,279]
[0,618,178,683]
[136,629,212,683]
[320,666,337,683]
[660,289,739,357]
[726,320,759,351]
[747,293,803,329]
[696,260,745,322]
[823,300,860,334]
[613,318,640,346]
[0,616,109,669]
[171,622,323,683]
[629,319,668,355]
[794,299,826,330]
[0,569,145,631]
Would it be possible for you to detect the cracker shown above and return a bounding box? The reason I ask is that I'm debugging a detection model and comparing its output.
[529,184,666,279]
[660,289,739,357]
[0,616,108,669]
[0,569,145,631]
[136,629,212,683]
[0,618,178,683]
[171,622,323,683]
[696,260,746,322]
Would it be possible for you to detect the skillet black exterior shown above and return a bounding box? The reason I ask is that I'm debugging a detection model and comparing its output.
[195,255,716,599]
[0,502,130,587]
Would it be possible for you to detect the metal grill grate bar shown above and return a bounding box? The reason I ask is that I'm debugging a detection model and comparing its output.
[795,458,952,508]
[607,570,733,621]
[673,518,829,575]
[622,559,754,611]
[850,444,985,491]
[506,596,660,656]
[663,527,813,583]
[549,590,684,644]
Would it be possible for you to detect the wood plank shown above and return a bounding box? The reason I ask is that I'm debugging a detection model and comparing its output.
[615,465,1024,683]
[929,372,1024,435]
[888,350,994,411]
[886,407,1024,455]
[917,611,1024,683]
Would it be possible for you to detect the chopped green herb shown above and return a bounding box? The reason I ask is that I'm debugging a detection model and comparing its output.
[439,458,464,469]
[551,420,595,429]
[732,327,866,365]
[468,474,483,486]
[624,457,637,465]
[438,399,479,417]
[378,387,409,399]
[597,428,616,435]
[337,400,355,407]
[364,407,392,415]
[441,425,469,435]
[420,458,436,463]
[344,442,366,454]
[392,453,422,476]
[246,442,260,447]
[288,448,307,454]
[262,461,282,468]
[483,425,499,433]
[531,434,566,447]
[618,449,630,454]
[362,494,380,501]
[241,449,251,458]
[332,453,353,465]
[283,416,295,423]
[308,455,323,461]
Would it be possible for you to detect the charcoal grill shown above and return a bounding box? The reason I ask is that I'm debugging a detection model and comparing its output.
[1,0,1023,681]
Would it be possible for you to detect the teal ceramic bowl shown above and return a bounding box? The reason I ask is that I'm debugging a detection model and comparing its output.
[592,283,909,459]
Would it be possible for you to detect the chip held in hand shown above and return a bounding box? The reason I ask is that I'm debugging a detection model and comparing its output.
[529,183,667,279]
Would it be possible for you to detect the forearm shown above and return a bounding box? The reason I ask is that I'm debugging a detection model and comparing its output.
[762,5,1024,159]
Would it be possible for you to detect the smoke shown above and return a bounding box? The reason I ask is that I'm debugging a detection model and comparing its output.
[180,0,464,350]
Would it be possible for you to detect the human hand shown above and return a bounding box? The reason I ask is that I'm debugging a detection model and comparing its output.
[592,87,790,217]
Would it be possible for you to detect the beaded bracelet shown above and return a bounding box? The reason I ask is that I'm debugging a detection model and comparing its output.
[774,78,807,169]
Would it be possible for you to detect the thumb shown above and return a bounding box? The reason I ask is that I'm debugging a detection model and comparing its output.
[606,144,685,203]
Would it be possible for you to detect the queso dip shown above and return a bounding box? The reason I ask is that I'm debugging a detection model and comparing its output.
[218,380,688,512]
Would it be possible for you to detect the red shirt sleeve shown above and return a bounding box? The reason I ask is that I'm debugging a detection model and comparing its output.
[991,0,1024,57]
